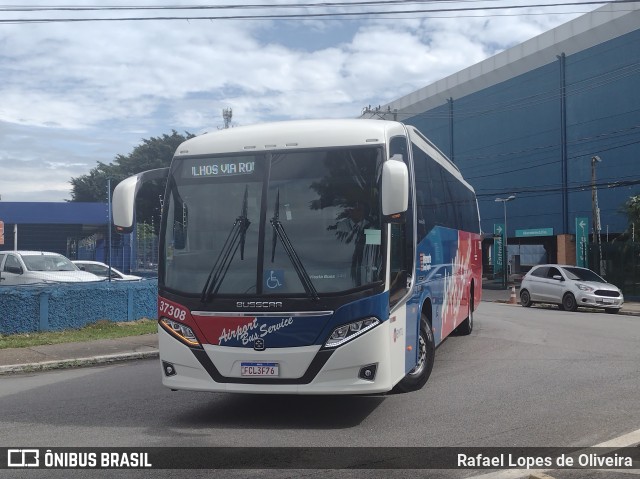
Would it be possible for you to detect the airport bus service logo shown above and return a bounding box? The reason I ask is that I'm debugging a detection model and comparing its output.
[217,317,294,346]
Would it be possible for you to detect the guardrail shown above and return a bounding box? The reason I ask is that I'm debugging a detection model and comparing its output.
[0,280,158,334]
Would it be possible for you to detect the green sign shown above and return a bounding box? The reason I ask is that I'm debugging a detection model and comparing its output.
[515,227,554,238]
[493,223,504,274]
[576,217,589,268]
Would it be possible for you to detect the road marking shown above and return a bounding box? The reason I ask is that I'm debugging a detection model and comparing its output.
[465,427,640,479]
[595,428,640,448]
[466,469,550,479]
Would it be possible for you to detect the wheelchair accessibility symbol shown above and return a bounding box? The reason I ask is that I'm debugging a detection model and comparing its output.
[264,269,284,290]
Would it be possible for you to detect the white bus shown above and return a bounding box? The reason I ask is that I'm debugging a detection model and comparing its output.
[113,119,482,394]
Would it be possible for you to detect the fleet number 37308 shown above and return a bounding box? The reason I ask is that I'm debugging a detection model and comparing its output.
[159,300,187,321]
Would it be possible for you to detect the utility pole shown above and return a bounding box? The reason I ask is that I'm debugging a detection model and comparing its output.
[495,195,516,289]
[447,97,454,163]
[591,155,603,274]
[558,53,568,234]
[107,179,112,281]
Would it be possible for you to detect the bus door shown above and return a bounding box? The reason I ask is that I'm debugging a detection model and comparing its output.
[389,136,417,376]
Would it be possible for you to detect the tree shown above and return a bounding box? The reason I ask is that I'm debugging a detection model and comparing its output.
[623,194,640,236]
[69,130,194,226]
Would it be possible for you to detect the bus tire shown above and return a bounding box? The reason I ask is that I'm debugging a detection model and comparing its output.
[456,290,474,336]
[393,314,435,393]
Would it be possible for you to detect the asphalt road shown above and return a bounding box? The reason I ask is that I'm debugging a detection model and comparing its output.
[1,302,639,478]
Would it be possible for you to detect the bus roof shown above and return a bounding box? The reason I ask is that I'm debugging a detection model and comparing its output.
[174,119,407,157]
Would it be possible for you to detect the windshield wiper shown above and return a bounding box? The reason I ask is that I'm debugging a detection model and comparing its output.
[201,186,251,302]
[270,189,319,300]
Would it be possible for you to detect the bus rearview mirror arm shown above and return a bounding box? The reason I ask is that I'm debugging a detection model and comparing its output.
[112,168,169,233]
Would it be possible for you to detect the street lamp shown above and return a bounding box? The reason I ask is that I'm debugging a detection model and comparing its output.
[495,195,516,289]
[591,155,603,274]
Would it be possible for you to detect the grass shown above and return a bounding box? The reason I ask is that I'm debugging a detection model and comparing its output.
[0,319,158,350]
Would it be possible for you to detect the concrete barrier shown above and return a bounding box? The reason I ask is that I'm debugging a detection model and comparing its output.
[0,280,157,334]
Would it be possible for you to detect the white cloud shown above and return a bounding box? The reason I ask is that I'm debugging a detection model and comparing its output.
[0,157,82,202]
[0,1,592,201]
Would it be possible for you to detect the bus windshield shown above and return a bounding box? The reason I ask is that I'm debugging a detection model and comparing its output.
[162,146,384,297]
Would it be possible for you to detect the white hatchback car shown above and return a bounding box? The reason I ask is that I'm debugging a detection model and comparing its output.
[73,260,142,281]
[0,251,102,285]
[519,264,624,314]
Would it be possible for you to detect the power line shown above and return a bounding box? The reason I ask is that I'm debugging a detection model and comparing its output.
[458,122,640,172]
[0,1,634,23]
[0,0,619,13]
[369,35,640,124]
[392,60,640,122]
[475,177,640,199]
[466,136,640,183]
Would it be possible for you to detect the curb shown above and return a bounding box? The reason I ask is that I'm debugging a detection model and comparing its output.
[0,350,159,376]
[490,300,640,316]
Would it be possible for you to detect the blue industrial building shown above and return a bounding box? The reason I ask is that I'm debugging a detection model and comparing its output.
[368,3,640,273]
[0,202,134,272]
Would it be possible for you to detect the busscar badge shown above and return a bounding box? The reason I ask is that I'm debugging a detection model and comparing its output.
[253,338,265,351]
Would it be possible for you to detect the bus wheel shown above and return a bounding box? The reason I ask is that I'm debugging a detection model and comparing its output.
[456,293,474,336]
[393,314,435,393]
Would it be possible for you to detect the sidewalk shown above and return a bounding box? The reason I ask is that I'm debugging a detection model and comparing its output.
[1,289,638,375]
[481,283,640,315]
[0,333,159,375]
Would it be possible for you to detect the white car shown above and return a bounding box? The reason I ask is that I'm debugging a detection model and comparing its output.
[0,251,102,285]
[519,264,624,314]
[73,260,142,281]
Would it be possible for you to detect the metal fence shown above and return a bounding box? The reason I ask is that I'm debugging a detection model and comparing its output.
[592,241,640,300]
[1,222,159,278]
[134,225,159,275]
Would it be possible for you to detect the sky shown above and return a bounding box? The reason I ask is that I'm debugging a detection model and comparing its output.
[0,1,602,202]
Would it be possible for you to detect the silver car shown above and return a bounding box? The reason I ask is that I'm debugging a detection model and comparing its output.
[73,260,142,281]
[0,251,102,285]
[519,264,624,314]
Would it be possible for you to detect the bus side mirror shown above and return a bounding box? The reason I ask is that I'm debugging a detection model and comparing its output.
[113,168,169,233]
[381,158,408,222]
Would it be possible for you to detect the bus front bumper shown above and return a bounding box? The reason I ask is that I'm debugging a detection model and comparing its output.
[157,322,396,394]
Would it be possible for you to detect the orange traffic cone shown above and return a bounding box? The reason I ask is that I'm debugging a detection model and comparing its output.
[509,286,517,304]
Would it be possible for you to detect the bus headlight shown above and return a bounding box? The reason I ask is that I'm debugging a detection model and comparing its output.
[160,317,201,348]
[325,317,380,348]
